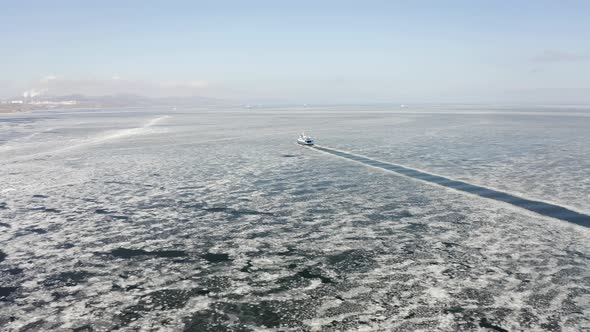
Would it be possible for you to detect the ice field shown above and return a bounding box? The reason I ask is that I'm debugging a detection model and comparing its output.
[1,106,589,331]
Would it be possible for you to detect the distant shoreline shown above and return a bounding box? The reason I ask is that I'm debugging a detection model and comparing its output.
[0,104,163,116]
[0,104,100,115]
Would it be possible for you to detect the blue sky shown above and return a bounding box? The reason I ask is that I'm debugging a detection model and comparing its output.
[1,0,589,103]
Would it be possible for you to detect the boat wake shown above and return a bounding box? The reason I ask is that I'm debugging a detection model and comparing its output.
[2,116,170,163]
[88,115,170,144]
[311,145,590,227]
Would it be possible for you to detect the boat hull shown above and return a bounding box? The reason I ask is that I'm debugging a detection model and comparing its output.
[297,139,314,146]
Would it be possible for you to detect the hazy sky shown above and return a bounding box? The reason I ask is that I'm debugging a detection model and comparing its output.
[1,0,590,103]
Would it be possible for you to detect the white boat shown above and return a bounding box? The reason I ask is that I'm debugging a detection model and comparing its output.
[297,132,314,145]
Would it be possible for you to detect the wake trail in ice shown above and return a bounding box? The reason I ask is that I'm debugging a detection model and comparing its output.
[311,145,590,227]
[86,115,169,144]
[2,115,170,163]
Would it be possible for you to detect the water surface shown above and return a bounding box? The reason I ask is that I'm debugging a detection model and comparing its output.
[1,106,589,331]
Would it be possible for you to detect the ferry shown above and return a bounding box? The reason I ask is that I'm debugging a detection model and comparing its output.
[297,133,314,146]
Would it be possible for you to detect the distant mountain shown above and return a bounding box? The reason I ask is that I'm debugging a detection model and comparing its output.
[41,93,225,105]
[50,93,155,106]
[153,95,227,106]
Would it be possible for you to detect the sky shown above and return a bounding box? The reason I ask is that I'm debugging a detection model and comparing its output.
[1,0,590,104]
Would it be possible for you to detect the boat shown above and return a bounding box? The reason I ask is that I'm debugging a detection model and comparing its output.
[297,132,314,145]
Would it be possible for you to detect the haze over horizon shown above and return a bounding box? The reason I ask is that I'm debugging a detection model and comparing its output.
[2,0,590,104]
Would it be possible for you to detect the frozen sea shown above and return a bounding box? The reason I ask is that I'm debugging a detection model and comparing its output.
[0,106,589,331]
